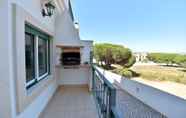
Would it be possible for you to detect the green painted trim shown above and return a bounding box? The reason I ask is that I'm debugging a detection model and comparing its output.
[25,23,52,89]
[25,24,49,40]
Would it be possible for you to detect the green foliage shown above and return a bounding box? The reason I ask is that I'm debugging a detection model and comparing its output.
[173,55,186,67]
[94,44,106,63]
[119,68,133,78]
[124,55,136,68]
[94,43,135,68]
[111,68,140,78]
[147,53,186,67]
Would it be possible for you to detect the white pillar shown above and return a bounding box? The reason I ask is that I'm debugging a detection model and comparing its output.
[0,0,15,118]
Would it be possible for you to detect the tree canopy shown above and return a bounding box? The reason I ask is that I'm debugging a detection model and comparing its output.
[94,43,135,68]
[147,53,186,67]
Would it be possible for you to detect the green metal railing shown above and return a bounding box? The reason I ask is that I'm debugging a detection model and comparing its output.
[92,66,120,118]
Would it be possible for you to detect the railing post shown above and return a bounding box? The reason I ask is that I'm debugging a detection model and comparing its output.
[110,88,116,118]
[110,88,116,107]
[92,66,95,91]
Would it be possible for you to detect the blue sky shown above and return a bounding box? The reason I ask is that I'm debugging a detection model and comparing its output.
[72,0,186,53]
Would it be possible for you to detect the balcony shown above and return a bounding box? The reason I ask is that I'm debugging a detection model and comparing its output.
[38,65,169,118]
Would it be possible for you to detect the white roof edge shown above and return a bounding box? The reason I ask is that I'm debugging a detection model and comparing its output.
[80,40,93,43]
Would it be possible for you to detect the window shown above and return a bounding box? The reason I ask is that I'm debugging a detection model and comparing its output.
[25,24,50,89]
[25,33,36,84]
[38,37,49,78]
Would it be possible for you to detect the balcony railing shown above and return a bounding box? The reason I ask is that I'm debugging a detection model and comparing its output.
[92,65,120,118]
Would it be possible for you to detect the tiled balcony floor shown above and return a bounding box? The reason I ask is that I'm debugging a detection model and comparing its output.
[40,86,99,118]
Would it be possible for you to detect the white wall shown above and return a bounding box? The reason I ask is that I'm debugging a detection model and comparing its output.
[17,81,57,118]
[11,0,55,32]
[0,0,61,117]
[117,79,186,118]
[55,10,81,46]
[96,67,186,118]
[0,0,14,117]
[12,3,58,115]
[81,41,93,64]
[0,0,83,117]
[57,67,91,85]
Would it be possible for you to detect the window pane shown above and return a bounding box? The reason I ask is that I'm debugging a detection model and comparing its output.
[25,33,35,83]
[38,37,48,76]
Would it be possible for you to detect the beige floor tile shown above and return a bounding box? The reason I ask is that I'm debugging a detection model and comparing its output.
[40,86,99,118]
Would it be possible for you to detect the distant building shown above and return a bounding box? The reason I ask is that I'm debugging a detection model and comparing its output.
[134,52,148,62]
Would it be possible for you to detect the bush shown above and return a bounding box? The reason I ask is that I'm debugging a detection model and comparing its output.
[111,68,140,78]
[111,68,121,74]
[119,68,133,78]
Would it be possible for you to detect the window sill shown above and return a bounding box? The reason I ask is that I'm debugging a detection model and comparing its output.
[26,74,52,95]
[26,73,49,90]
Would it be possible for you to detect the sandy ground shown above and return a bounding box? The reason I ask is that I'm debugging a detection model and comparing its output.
[132,77,186,100]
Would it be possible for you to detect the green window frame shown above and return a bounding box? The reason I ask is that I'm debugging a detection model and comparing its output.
[25,23,51,89]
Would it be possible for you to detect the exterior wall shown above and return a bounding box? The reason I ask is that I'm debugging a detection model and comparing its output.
[134,52,148,62]
[0,0,14,117]
[0,0,91,117]
[57,67,91,85]
[12,3,58,118]
[81,41,93,64]
[54,7,93,87]
[55,10,81,47]
[11,0,55,32]
[0,0,66,117]
[17,82,57,118]
[96,67,186,118]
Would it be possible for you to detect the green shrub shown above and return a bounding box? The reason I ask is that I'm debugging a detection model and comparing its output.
[120,68,133,78]
[111,68,140,78]
[111,69,121,74]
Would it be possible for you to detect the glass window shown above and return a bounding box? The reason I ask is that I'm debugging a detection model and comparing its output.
[38,37,48,77]
[25,33,35,83]
[25,24,50,89]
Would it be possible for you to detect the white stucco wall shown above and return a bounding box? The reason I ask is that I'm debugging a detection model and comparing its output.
[0,0,14,118]
[57,67,91,85]
[0,0,64,117]
[0,0,87,117]
[55,10,81,46]
[17,81,57,118]
[12,3,59,115]
[96,67,186,118]
[117,79,186,118]
[11,0,55,32]
[81,40,93,64]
